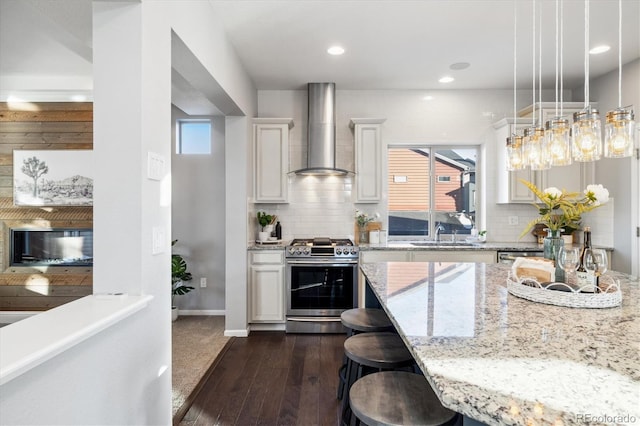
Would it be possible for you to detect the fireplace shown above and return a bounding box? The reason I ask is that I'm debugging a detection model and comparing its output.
[10,228,93,267]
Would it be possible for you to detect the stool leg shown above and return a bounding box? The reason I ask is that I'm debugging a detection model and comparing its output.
[341,358,359,426]
[337,362,347,400]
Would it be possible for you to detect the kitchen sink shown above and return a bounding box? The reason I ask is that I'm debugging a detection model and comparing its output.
[410,241,476,247]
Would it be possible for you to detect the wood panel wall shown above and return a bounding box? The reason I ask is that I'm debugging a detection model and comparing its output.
[0,102,93,311]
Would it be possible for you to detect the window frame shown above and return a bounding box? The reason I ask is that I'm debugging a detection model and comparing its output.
[386,145,479,241]
[176,119,212,155]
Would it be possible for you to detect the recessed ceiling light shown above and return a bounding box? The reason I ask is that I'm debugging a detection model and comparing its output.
[327,45,345,55]
[450,62,470,70]
[423,95,434,101]
[589,45,610,54]
[439,76,455,84]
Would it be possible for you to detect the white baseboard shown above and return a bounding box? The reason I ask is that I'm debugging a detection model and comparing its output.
[178,309,225,316]
[224,328,249,337]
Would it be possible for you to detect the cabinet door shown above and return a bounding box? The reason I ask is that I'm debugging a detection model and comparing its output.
[360,251,411,262]
[494,118,540,203]
[351,118,386,203]
[411,250,496,263]
[249,264,285,322]
[254,119,293,203]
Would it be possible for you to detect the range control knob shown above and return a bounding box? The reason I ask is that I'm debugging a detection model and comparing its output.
[336,248,342,255]
[288,247,295,255]
[303,247,310,255]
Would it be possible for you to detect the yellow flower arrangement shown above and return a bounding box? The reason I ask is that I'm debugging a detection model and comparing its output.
[519,179,610,239]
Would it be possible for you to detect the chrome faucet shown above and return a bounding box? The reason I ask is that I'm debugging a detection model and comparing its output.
[434,223,446,242]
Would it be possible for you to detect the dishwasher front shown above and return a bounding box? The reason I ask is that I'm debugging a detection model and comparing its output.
[497,250,544,264]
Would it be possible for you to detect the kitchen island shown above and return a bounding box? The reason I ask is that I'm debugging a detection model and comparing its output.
[360,261,639,426]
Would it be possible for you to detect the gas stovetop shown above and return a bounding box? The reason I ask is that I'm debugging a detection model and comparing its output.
[286,237,358,258]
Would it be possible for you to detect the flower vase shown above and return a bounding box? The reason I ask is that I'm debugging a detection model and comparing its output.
[543,229,565,282]
[358,225,368,244]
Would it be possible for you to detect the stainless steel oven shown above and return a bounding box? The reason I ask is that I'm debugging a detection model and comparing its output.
[285,238,358,333]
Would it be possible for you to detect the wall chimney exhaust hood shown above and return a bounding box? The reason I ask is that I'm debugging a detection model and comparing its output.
[292,83,351,176]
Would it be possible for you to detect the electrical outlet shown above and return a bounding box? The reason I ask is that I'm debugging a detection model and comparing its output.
[508,216,519,226]
[200,277,207,288]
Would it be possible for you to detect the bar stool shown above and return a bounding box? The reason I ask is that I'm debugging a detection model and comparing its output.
[341,308,394,335]
[337,308,394,400]
[349,371,459,426]
[340,332,415,425]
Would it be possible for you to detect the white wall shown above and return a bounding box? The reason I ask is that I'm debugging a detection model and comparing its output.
[0,1,256,423]
[582,59,640,273]
[171,107,226,312]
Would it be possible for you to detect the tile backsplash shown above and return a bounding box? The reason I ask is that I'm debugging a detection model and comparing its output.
[487,199,614,246]
[253,175,360,241]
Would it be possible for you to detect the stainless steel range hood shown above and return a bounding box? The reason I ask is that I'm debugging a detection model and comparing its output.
[292,83,351,176]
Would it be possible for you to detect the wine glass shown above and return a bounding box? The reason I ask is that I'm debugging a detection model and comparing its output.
[584,248,608,291]
[557,246,580,283]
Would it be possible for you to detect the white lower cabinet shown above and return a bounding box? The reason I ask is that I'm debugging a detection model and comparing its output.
[248,251,285,323]
[360,250,496,263]
[411,250,496,263]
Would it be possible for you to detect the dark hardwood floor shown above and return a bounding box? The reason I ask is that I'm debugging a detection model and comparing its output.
[180,332,346,426]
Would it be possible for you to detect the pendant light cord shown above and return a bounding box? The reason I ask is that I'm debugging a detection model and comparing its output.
[513,0,517,123]
[560,0,564,117]
[618,0,622,108]
[532,0,536,126]
[538,3,542,116]
[584,0,589,109]
[555,0,559,118]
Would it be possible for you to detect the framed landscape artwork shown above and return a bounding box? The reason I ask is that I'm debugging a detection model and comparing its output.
[13,150,94,206]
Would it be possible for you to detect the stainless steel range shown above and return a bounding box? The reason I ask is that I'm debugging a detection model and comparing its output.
[285,237,359,333]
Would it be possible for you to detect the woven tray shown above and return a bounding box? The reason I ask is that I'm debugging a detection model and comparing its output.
[506,273,622,309]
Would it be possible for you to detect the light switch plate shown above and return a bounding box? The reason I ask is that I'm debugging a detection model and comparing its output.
[147,152,165,181]
[152,226,165,254]
[508,216,519,226]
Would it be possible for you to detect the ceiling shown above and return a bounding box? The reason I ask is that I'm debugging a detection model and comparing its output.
[1,0,639,107]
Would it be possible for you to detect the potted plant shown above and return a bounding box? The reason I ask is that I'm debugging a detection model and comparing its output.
[256,211,276,241]
[171,239,194,321]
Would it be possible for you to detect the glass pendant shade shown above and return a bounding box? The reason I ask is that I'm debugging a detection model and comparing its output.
[545,117,572,166]
[506,135,524,171]
[604,108,635,158]
[572,108,602,162]
[523,127,549,170]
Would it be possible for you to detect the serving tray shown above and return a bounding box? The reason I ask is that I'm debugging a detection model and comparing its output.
[506,273,621,309]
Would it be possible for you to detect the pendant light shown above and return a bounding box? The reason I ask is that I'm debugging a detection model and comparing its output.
[572,0,602,162]
[546,0,572,166]
[506,0,524,171]
[523,0,550,170]
[604,0,635,158]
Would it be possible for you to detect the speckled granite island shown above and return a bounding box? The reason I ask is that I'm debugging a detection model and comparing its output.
[360,261,639,426]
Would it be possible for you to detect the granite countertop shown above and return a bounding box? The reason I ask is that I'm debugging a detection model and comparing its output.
[360,261,639,426]
[248,241,287,250]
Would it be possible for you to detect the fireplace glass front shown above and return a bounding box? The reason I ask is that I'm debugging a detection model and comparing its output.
[11,229,93,266]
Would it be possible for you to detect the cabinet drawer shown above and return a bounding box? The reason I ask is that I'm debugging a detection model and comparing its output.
[249,251,284,265]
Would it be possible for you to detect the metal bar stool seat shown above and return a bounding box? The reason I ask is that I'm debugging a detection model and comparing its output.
[341,332,416,425]
[338,308,394,400]
[349,371,459,426]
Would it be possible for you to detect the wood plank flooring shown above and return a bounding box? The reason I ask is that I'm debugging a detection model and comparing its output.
[180,332,346,426]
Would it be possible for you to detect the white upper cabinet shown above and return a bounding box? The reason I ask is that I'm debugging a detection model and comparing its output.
[351,118,386,203]
[494,103,596,204]
[253,118,293,203]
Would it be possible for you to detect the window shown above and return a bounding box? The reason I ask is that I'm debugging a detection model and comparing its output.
[387,146,478,238]
[177,120,211,154]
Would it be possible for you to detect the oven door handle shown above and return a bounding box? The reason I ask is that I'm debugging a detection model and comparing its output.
[286,259,358,265]
[287,317,342,323]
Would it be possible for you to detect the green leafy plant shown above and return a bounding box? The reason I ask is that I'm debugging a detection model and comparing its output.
[172,240,194,302]
[519,179,609,238]
[478,230,487,237]
[257,211,276,230]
